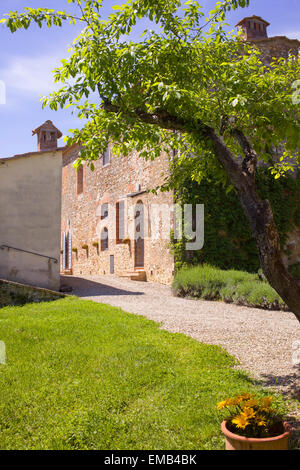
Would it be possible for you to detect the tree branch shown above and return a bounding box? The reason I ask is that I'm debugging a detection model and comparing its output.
[232,128,258,178]
[100,95,246,189]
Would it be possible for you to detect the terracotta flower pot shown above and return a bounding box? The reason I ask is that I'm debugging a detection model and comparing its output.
[221,420,291,450]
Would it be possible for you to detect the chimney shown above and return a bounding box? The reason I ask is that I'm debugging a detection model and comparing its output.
[236,16,270,41]
[32,120,62,152]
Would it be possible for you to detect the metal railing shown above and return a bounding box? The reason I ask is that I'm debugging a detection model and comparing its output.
[0,245,58,264]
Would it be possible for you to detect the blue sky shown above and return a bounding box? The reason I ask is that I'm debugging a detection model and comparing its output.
[0,0,299,158]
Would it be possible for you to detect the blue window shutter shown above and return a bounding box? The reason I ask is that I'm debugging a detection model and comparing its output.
[68,232,72,269]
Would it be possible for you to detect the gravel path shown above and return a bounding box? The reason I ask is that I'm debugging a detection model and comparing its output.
[62,274,300,400]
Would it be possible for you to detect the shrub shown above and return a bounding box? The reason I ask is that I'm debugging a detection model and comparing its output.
[172,265,288,311]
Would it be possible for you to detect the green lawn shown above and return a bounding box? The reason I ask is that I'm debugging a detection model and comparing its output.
[0,297,282,450]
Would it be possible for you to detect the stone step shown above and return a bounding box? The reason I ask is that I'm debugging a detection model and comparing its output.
[61,269,73,276]
[119,270,147,282]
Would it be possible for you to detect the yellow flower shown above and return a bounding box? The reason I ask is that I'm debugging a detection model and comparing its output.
[217,401,226,410]
[241,407,256,420]
[232,413,250,429]
[255,415,267,427]
[243,399,259,408]
[231,395,251,406]
[261,396,273,408]
[217,398,232,410]
[229,397,241,406]
[238,392,253,401]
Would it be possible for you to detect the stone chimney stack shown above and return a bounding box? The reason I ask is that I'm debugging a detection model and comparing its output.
[236,16,270,41]
[32,120,62,152]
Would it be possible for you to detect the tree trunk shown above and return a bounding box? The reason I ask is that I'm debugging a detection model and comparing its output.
[241,195,300,320]
[206,127,300,322]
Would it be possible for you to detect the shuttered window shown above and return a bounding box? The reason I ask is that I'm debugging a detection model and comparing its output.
[77,166,84,195]
[62,231,72,269]
[116,201,125,243]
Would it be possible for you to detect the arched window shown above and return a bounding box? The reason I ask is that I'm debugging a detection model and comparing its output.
[101,227,109,251]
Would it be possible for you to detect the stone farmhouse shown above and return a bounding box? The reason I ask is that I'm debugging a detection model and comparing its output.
[0,16,299,291]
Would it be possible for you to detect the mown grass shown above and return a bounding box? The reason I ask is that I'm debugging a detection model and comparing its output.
[172,265,287,310]
[0,297,284,450]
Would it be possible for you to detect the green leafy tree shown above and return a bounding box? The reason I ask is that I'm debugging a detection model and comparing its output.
[2,0,300,321]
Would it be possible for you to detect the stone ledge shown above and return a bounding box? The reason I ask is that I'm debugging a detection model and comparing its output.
[0,279,66,308]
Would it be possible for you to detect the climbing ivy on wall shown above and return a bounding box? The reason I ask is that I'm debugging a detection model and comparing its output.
[172,168,300,273]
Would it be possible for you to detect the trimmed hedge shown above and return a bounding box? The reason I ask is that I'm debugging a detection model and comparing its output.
[172,264,288,311]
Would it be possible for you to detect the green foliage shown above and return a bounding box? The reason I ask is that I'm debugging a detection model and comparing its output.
[1,0,299,173]
[172,168,300,272]
[172,265,287,310]
[0,296,275,450]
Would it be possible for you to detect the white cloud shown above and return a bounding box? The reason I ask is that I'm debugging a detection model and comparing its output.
[0,53,66,97]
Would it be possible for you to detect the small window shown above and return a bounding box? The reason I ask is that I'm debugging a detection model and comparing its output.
[50,132,56,142]
[77,166,84,195]
[103,145,111,166]
[101,227,109,251]
[116,201,125,243]
[101,203,109,220]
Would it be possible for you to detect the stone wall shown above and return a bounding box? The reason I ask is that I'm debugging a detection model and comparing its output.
[252,36,300,64]
[61,145,175,284]
[0,279,65,308]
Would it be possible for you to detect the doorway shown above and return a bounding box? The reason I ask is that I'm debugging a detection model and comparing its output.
[134,201,144,268]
